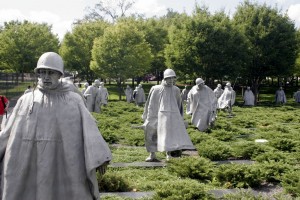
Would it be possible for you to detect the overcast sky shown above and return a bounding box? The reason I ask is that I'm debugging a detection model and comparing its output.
[1,0,300,40]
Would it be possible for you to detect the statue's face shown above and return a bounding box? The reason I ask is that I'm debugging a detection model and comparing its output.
[165,77,176,86]
[197,82,205,89]
[37,69,61,90]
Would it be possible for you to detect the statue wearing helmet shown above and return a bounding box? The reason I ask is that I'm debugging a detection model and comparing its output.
[217,82,236,116]
[186,78,217,132]
[99,82,109,107]
[163,68,176,79]
[34,52,64,75]
[84,79,102,113]
[214,84,224,99]
[0,52,111,200]
[142,68,195,162]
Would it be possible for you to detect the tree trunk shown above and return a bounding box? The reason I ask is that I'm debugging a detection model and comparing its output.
[117,78,122,101]
[252,78,260,105]
[132,78,135,88]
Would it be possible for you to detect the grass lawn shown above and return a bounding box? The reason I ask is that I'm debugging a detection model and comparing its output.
[3,81,300,199]
[93,85,300,199]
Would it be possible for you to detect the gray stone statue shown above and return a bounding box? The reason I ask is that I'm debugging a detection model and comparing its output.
[99,82,109,107]
[124,85,133,103]
[213,84,224,99]
[181,85,189,102]
[217,82,236,116]
[142,69,194,162]
[133,84,146,107]
[186,78,217,131]
[0,52,111,200]
[294,88,300,103]
[84,79,101,113]
[275,87,286,105]
[243,86,255,106]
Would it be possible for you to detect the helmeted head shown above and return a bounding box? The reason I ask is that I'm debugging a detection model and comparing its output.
[34,52,64,75]
[138,84,142,88]
[94,79,100,87]
[84,82,89,87]
[100,82,104,87]
[247,86,251,90]
[217,84,222,88]
[35,52,64,90]
[163,69,176,86]
[163,69,176,79]
[226,82,231,87]
[196,78,205,85]
[126,85,130,88]
[195,78,205,89]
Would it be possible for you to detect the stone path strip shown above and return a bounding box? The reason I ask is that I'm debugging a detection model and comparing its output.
[100,191,154,199]
[109,161,166,168]
[99,188,264,199]
[109,159,254,168]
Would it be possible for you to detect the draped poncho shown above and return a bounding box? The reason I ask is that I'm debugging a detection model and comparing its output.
[186,85,217,131]
[0,83,112,200]
[142,83,194,152]
[217,87,236,109]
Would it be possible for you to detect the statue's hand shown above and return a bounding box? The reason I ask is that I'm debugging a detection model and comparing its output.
[96,161,109,175]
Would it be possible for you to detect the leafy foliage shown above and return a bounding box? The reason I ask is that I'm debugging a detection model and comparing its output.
[152,179,214,200]
[98,171,133,192]
[0,20,59,74]
[281,170,300,197]
[91,19,152,81]
[196,139,233,161]
[167,157,214,182]
[59,20,110,82]
[215,164,263,188]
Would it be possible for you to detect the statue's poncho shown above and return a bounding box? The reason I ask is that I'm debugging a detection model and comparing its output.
[0,83,112,200]
[134,88,146,105]
[186,85,217,131]
[243,90,255,106]
[275,89,286,104]
[84,85,101,113]
[217,87,236,109]
[99,86,109,105]
[213,88,223,99]
[124,87,133,103]
[294,91,300,103]
[180,88,189,101]
[142,83,194,152]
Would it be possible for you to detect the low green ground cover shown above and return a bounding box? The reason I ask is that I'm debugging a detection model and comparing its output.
[95,98,300,199]
[4,82,300,199]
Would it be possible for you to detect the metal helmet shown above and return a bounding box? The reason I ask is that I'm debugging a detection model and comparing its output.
[196,78,205,85]
[163,69,176,79]
[84,82,89,87]
[34,52,64,75]
[94,79,101,86]
[217,84,222,88]
[226,82,231,87]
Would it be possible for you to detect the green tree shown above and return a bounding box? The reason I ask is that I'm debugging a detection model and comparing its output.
[91,20,152,99]
[128,17,169,84]
[0,21,59,81]
[59,20,110,82]
[233,1,298,102]
[165,6,249,84]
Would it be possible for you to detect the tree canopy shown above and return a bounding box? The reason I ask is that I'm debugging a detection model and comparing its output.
[91,19,152,81]
[59,20,110,82]
[0,21,59,78]
[233,1,298,86]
